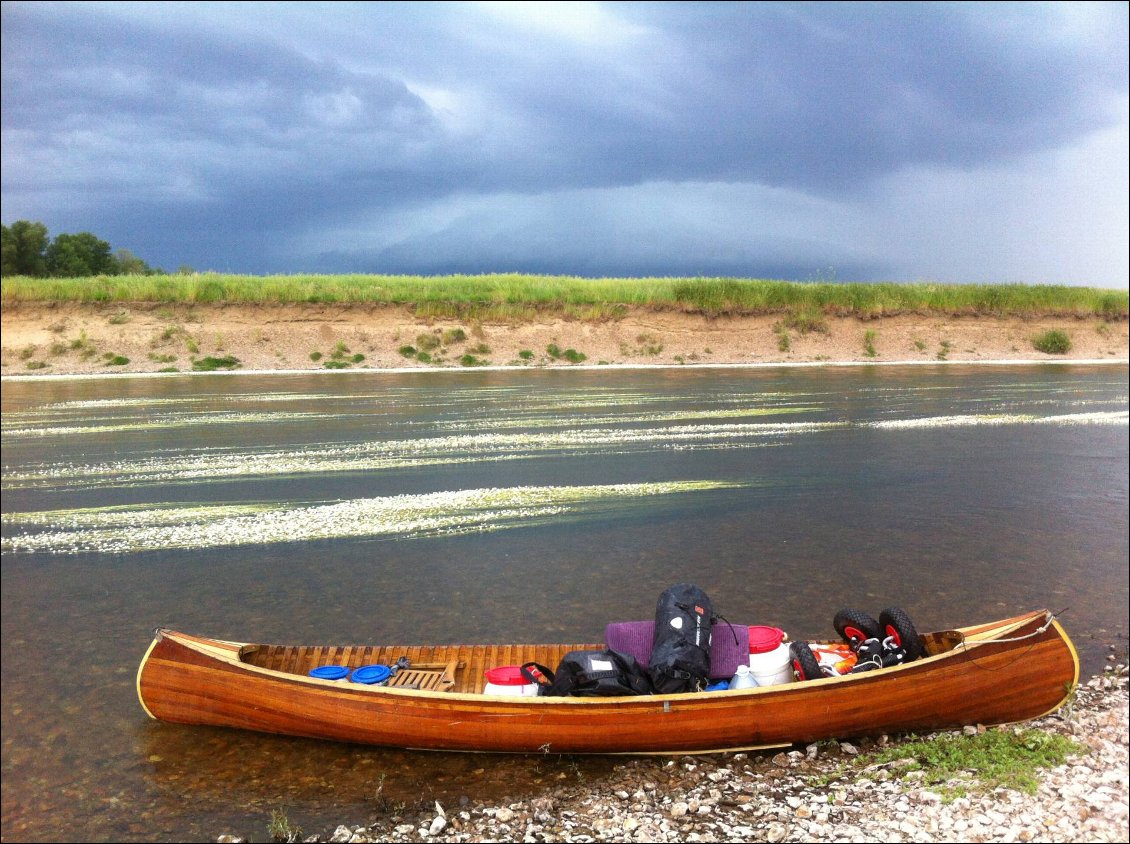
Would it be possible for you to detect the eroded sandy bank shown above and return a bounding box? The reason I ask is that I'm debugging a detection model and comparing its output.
[2,302,1126,376]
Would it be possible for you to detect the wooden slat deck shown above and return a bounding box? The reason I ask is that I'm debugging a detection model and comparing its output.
[240,641,603,693]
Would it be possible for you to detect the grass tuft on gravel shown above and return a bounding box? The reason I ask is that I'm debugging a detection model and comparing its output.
[857,727,1084,800]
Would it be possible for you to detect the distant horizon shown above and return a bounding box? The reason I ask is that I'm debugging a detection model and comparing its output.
[3,2,1127,288]
[8,273,1130,292]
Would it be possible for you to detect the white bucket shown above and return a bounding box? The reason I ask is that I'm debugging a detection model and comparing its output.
[749,642,793,686]
[484,665,540,696]
[483,680,540,696]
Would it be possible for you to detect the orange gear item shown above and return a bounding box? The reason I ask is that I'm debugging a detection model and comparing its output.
[809,643,857,675]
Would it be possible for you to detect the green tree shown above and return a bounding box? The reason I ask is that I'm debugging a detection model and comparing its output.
[113,247,153,275]
[1,220,49,276]
[45,231,117,277]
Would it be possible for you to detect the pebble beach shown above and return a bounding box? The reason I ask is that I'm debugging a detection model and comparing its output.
[217,663,1128,844]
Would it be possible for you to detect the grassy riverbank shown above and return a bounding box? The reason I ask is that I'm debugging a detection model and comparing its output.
[4,275,1127,376]
[3,273,1127,321]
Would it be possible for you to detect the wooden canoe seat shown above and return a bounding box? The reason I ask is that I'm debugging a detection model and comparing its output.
[387,660,459,692]
[922,630,964,656]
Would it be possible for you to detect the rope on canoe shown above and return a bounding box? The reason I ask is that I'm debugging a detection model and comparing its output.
[958,609,1067,672]
[962,609,1065,645]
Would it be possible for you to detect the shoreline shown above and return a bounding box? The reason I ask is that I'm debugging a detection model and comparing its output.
[217,665,1128,844]
[2,303,1127,378]
[3,357,1128,382]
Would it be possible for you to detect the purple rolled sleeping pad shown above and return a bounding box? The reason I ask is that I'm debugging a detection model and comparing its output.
[604,620,749,680]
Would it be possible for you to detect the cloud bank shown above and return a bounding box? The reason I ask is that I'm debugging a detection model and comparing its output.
[2,1,1126,285]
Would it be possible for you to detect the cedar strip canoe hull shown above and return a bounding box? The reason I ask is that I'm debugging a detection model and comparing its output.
[137,610,1078,754]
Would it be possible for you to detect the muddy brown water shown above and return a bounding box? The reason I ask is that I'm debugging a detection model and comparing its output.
[2,364,1127,841]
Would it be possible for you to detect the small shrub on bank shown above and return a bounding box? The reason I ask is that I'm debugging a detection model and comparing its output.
[546,343,586,363]
[416,333,440,352]
[635,333,664,355]
[398,345,417,358]
[775,325,791,352]
[1033,329,1071,354]
[863,330,878,358]
[103,353,129,366]
[192,355,240,371]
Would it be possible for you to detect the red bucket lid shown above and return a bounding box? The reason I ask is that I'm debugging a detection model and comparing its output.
[485,665,529,686]
[748,625,785,653]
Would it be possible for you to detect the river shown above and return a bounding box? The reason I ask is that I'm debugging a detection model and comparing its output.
[2,363,1126,841]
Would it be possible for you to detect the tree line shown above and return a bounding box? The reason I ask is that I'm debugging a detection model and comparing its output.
[1,219,165,277]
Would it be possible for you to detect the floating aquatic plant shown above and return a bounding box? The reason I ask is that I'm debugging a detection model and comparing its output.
[1,481,743,555]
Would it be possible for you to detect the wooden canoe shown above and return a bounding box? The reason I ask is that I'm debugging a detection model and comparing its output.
[136,609,1078,754]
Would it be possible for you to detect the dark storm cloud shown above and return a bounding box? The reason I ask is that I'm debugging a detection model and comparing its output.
[2,7,439,189]
[614,3,1127,187]
[1,1,1126,281]
[345,1,1128,193]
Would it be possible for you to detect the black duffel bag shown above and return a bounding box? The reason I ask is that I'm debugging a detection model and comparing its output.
[524,649,653,697]
[649,583,714,693]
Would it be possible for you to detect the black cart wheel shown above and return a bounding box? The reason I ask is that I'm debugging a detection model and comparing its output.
[879,607,924,661]
[789,641,824,681]
[833,608,882,647]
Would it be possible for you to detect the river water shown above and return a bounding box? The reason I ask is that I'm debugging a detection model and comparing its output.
[2,364,1127,841]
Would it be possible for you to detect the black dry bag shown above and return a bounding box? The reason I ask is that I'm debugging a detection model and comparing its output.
[649,583,714,693]
[538,649,653,697]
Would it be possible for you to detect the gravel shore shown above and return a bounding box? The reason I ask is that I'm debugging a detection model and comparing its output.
[219,663,1128,844]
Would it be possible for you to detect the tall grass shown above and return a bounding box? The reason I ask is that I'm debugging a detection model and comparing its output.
[2,273,1125,319]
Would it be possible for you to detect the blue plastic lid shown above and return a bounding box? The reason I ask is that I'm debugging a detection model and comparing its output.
[309,665,350,680]
[350,664,392,685]
[706,680,731,692]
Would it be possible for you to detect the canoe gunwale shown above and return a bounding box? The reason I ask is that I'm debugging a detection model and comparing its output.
[144,609,1072,705]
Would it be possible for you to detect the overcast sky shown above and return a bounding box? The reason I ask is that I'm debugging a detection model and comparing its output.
[2,1,1127,286]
